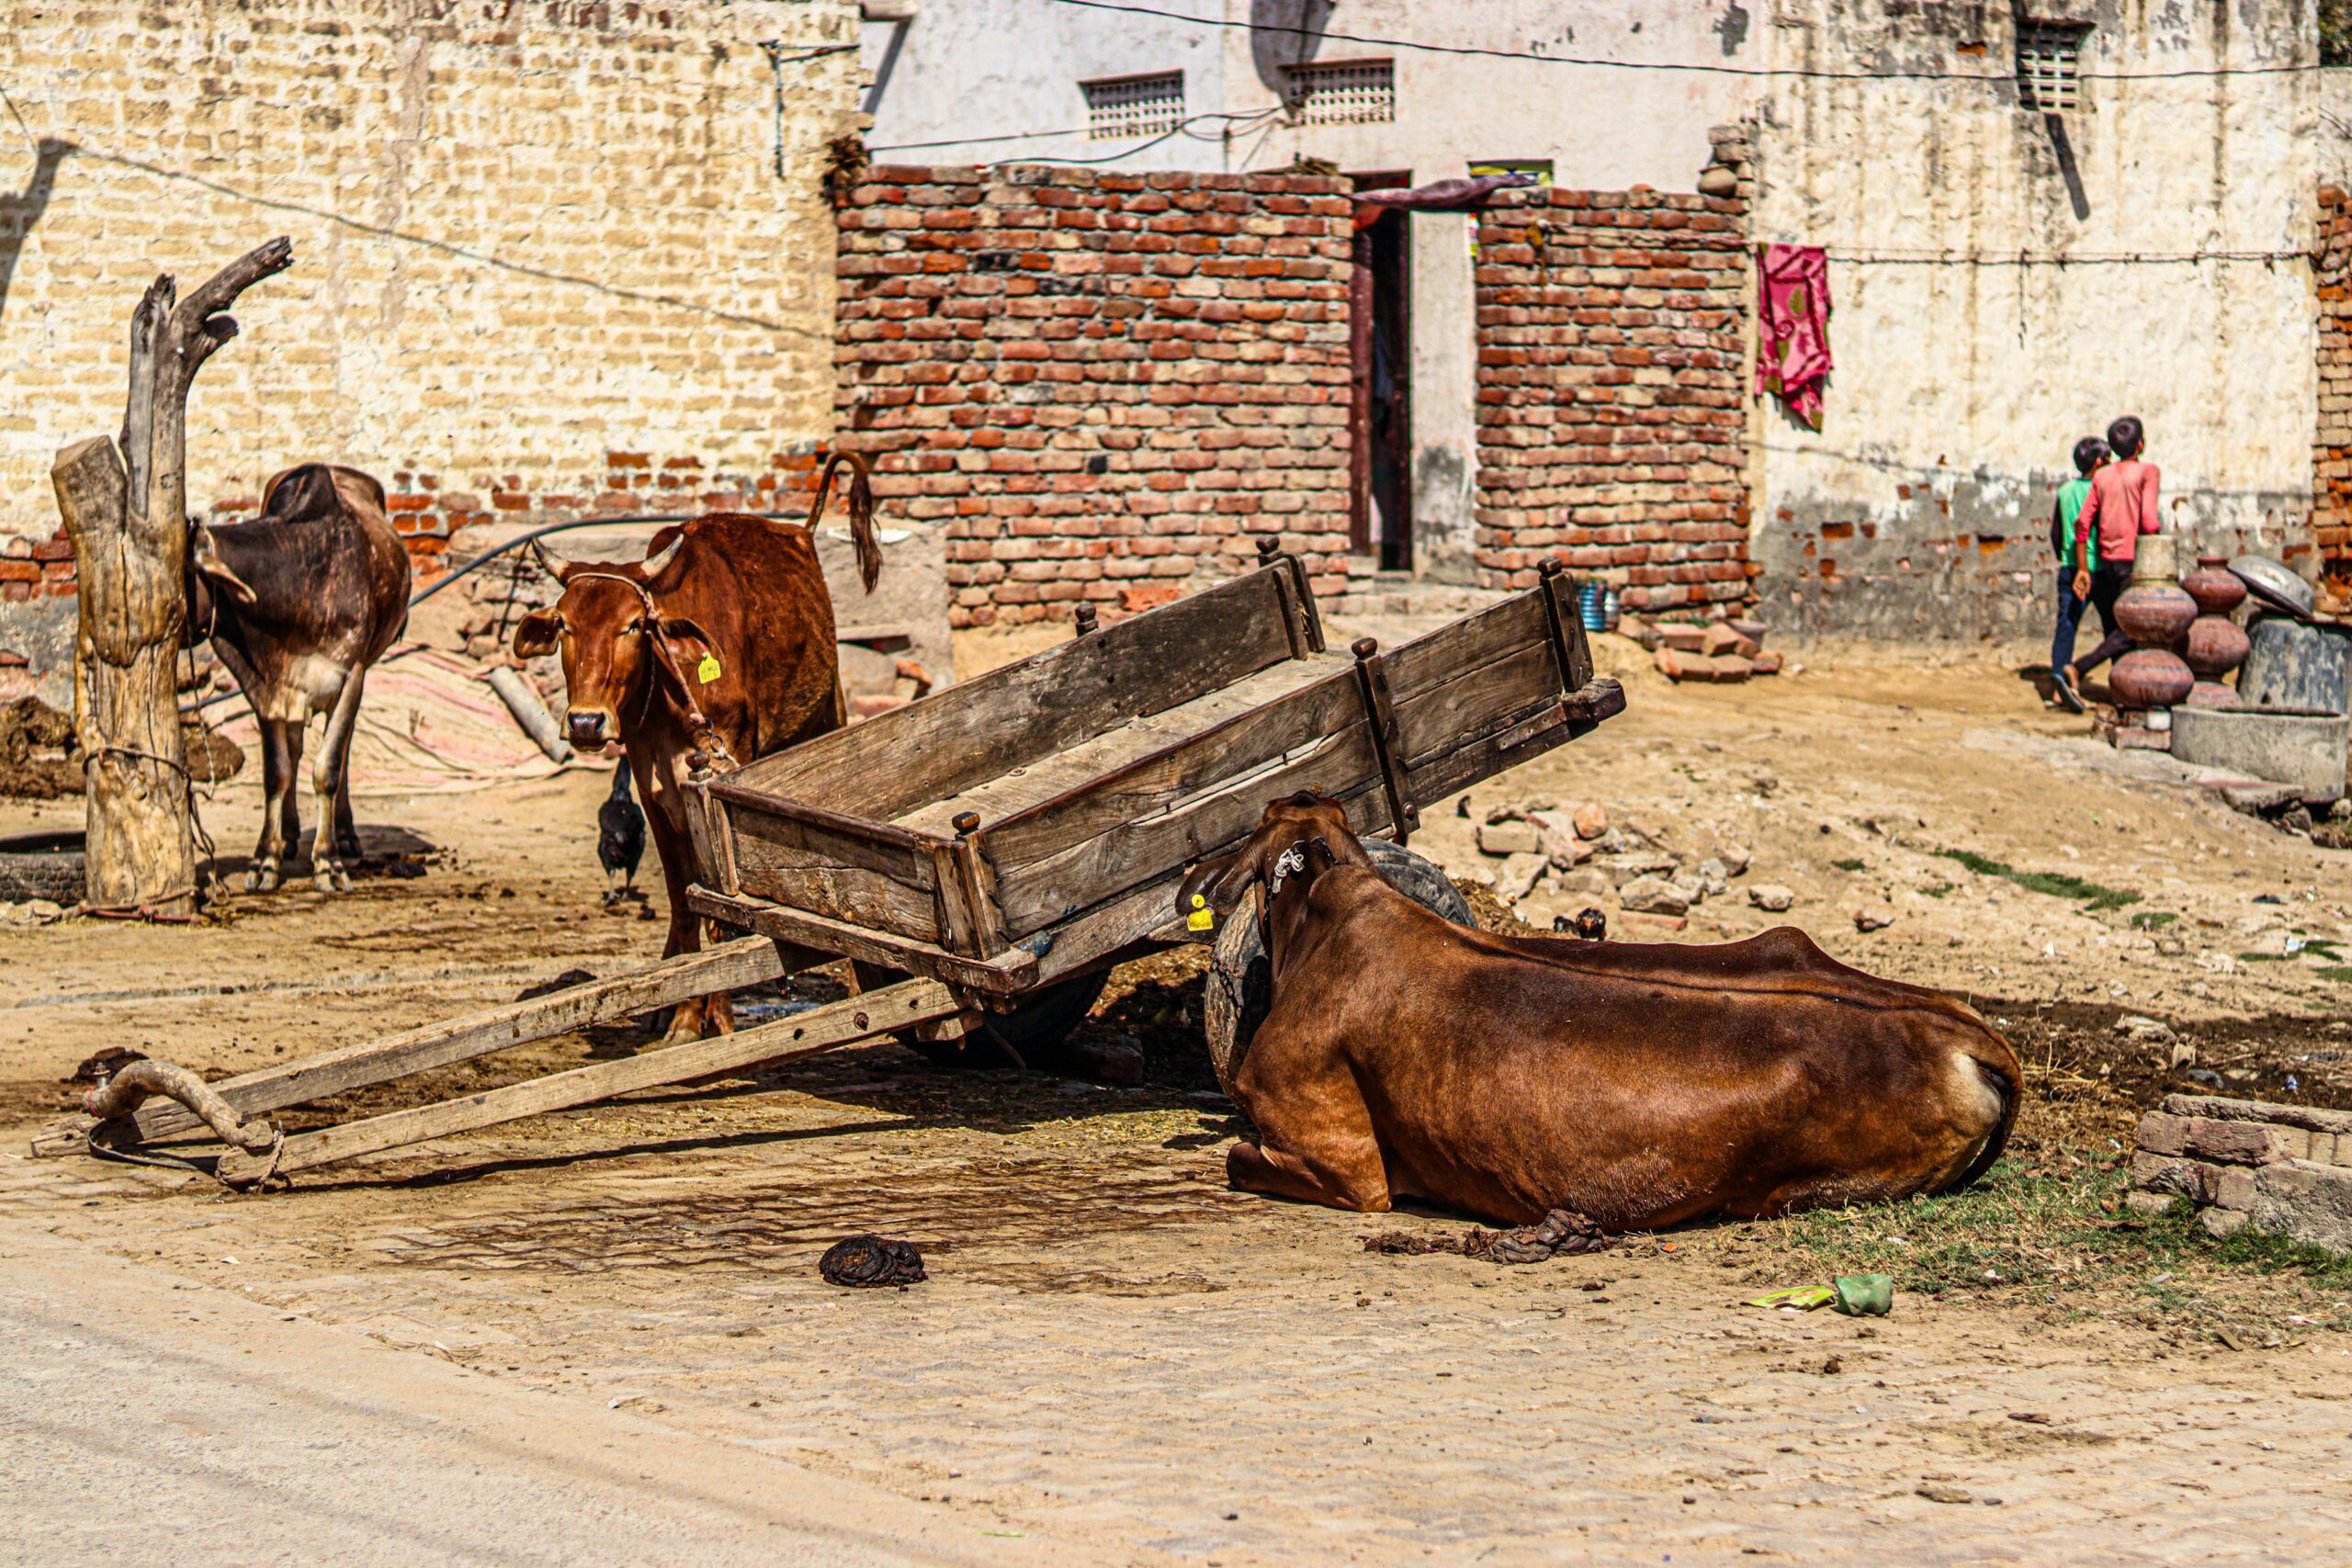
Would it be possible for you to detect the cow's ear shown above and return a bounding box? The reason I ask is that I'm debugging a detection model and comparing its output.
[512,607,563,659]
[192,532,258,606]
[1178,848,1255,920]
[654,615,722,685]
[656,615,714,659]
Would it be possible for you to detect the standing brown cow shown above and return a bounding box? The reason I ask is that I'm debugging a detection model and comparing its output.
[1180,793,2020,1228]
[188,463,410,894]
[511,455,881,1041]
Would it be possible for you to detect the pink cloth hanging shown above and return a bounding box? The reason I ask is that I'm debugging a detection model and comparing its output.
[1756,244,1832,430]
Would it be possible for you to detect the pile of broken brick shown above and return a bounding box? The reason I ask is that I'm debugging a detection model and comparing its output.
[1461,796,1776,930]
[1621,616,1783,683]
[2130,1092,2352,1253]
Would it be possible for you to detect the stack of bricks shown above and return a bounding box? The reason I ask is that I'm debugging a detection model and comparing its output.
[1469,175,1752,617]
[2317,186,2352,601]
[832,165,1356,628]
[1631,615,1781,682]
[2131,1093,2352,1252]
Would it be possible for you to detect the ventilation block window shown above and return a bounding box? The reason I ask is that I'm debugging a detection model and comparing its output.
[1287,59,1396,126]
[1082,72,1184,141]
[2016,22,2088,112]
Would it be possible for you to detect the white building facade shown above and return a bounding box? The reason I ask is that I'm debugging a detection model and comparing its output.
[862,0,2324,639]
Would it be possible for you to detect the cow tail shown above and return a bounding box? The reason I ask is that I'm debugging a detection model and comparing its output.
[1952,1037,2022,1192]
[811,451,883,593]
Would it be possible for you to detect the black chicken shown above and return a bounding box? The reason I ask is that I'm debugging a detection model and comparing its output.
[597,761,646,907]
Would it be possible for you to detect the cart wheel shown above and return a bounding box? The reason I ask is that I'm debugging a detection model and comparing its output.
[901,968,1111,1071]
[1202,840,1474,1101]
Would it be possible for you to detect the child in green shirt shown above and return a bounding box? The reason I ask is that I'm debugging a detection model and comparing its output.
[2048,435,2108,713]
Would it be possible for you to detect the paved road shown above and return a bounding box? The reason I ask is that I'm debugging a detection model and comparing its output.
[0,1223,1075,1567]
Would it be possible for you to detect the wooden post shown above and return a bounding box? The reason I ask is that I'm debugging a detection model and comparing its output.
[51,238,293,918]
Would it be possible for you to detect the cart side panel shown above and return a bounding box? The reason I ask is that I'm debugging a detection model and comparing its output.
[989,720,1391,936]
[727,807,941,943]
[1385,595,1564,766]
[722,568,1303,824]
[1020,773,1397,987]
[980,670,1364,874]
[1382,592,1548,711]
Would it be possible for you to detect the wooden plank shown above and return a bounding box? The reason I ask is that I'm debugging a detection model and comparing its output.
[686,886,1039,996]
[993,723,1387,935]
[213,979,959,1185]
[723,568,1299,823]
[1351,641,1416,842]
[891,654,1348,840]
[1405,678,1625,807]
[35,939,789,1155]
[683,772,741,897]
[980,669,1364,874]
[1393,641,1564,770]
[1381,591,1548,705]
[729,808,939,942]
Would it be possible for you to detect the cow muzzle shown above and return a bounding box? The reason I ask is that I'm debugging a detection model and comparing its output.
[566,709,612,750]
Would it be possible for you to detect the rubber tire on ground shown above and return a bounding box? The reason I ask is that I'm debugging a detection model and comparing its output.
[1202,840,1475,1100]
[0,829,86,905]
[901,967,1112,1071]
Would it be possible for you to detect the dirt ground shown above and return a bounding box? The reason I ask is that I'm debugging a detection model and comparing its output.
[6,631,2352,1563]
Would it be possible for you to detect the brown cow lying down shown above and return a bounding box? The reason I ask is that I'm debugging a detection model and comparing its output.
[512,454,881,1041]
[1178,793,2022,1228]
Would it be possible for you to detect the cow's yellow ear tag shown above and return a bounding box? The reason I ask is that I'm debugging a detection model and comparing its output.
[1186,892,1214,931]
[696,653,722,685]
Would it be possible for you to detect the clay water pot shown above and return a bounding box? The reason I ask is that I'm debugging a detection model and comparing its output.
[2182,554,2247,616]
[2184,613,2251,678]
[2109,648,2195,709]
[2185,680,2243,710]
[2131,534,2180,585]
[2113,581,2198,646]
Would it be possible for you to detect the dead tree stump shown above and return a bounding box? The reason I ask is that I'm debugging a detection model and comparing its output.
[51,238,293,919]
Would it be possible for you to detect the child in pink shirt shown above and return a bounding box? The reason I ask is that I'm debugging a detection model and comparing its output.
[2056,416,2160,705]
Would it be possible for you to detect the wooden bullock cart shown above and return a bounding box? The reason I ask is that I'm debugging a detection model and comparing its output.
[36,546,1623,1185]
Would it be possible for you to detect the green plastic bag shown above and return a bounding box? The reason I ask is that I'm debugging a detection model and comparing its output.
[1832,1273,1894,1316]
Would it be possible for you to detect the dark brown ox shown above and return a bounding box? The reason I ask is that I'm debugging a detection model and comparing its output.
[1180,794,2021,1228]
[511,455,880,1041]
[188,463,410,893]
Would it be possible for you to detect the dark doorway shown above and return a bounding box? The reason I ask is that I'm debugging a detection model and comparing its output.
[1350,172,1412,571]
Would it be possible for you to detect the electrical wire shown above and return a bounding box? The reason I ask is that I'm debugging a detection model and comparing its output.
[868,105,1283,159]
[1049,0,2334,83]
[989,106,1287,166]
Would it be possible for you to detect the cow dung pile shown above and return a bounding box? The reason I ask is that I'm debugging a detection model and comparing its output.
[0,696,243,797]
[0,696,79,799]
[818,1234,927,1289]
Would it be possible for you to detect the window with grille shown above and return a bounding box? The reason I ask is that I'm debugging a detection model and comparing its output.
[1286,59,1396,126]
[2016,22,2088,112]
[1082,72,1184,141]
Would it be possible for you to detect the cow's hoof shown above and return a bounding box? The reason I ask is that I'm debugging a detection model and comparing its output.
[246,863,280,893]
[313,865,352,895]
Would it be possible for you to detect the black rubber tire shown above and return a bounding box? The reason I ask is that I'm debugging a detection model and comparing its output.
[0,829,86,905]
[1202,839,1474,1100]
[901,967,1112,1071]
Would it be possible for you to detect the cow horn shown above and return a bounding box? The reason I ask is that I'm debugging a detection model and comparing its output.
[639,530,684,579]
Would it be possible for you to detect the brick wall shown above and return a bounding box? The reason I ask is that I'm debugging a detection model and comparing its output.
[1469,186,1752,615]
[0,0,857,559]
[832,165,1355,628]
[2318,186,2352,598]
